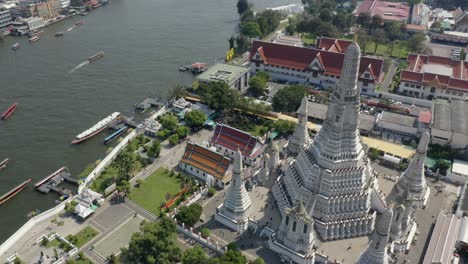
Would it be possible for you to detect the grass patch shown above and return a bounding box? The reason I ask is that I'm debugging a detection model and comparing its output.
[302,34,316,45]
[78,162,98,179]
[75,258,94,264]
[129,167,182,215]
[70,226,99,248]
[45,238,61,248]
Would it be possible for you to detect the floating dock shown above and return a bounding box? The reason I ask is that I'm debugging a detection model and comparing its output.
[35,167,78,196]
[135,97,164,112]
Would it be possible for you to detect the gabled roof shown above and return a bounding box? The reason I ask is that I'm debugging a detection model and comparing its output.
[211,123,264,158]
[249,40,384,81]
[316,37,353,53]
[354,0,410,22]
[180,142,232,181]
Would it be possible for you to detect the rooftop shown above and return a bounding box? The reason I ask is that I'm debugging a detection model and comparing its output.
[180,142,232,181]
[211,123,264,159]
[249,40,384,82]
[196,63,249,85]
[316,37,353,53]
[377,111,416,128]
[452,159,468,176]
[422,213,461,264]
[432,99,468,135]
[354,0,410,22]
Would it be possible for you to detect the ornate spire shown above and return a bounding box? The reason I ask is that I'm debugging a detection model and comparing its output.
[220,148,252,222]
[397,131,430,208]
[288,96,309,155]
[258,154,270,184]
[358,208,393,264]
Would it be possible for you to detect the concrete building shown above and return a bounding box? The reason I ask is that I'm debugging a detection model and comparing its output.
[422,213,461,264]
[24,16,45,31]
[431,99,468,149]
[143,118,161,137]
[59,0,70,9]
[215,148,252,233]
[272,43,378,246]
[196,63,250,93]
[249,40,384,96]
[375,111,418,142]
[455,12,468,33]
[0,7,12,29]
[398,54,468,100]
[18,0,60,20]
[179,142,232,188]
[447,159,468,185]
[411,3,431,27]
[354,0,410,23]
[210,123,265,167]
[357,208,393,264]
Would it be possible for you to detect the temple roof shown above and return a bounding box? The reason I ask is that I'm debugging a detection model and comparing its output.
[181,142,232,181]
[211,123,264,158]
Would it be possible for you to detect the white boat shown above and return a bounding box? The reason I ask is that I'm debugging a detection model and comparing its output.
[72,112,120,144]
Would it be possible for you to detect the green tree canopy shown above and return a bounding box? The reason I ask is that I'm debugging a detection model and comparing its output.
[176,126,190,139]
[356,12,371,27]
[114,150,137,180]
[407,33,426,52]
[202,81,239,111]
[272,85,306,112]
[159,114,178,131]
[237,0,249,15]
[252,258,266,264]
[249,76,268,97]
[235,34,250,54]
[319,8,333,22]
[272,120,296,135]
[241,22,262,38]
[168,134,180,146]
[185,110,207,129]
[175,203,202,226]
[147,140,162,158]
[182,246,209,264]
[124,218,181,264]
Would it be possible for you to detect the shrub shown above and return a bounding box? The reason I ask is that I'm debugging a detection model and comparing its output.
[169,134,180,146]
[201,228,211,238]
[208,187,216,197]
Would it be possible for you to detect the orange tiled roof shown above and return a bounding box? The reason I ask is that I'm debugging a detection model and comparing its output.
[181,142,232,181]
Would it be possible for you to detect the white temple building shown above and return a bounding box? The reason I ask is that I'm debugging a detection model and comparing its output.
[287,96,310,155]
[358,208,393,264]
[215,148,252,233]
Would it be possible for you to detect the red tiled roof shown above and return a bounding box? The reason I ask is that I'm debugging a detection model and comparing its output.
[180,142,231,181]
[316,37,353,53]
[419,110,432,124]
[401,54,468,90]
[354,0,410,22]
[249,40,384,81]
[211,124,262,158]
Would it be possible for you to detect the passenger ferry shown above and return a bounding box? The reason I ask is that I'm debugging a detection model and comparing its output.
[88,51,104,62]
[72,112,121,144]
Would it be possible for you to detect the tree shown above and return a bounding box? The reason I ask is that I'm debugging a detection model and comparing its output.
[107,254,118,264]
[372,28,387,54]
[357,29,368,55]
[167,84,187,100]
[218,249,247,264]
[407,33,426,53]
[368,147,380,160]
[65,200,78,215]
[272,85,306,112]
[116,179,131,196]
[159,114,178,131]
[124,218,181,264]
[255,10,282,36]
[460,49,466,61]
[249,76,267,96]
[182,246,209,264]
[114,150,137,180]
[241,22,262,38]
[176,126,190,139]
[252,258,266,264]
[371,15,383,29]
[201,227,211,238]
[435,159,451,173]
[237,0,249,15]
[228,35,235,50]
[147,140,162,158]
[168,134,180,146]
[208,187,216,197]
[240,9,255,24]
[203,81,239,111]
[384,21,403,41]
[185,110,207,129]
[430,21,444,34]
[319,8,333,22]
[175,203,203,226]
[256,71,270,82]
[356,12,371,28]
[271,120,296,135]
[235,34,250,54]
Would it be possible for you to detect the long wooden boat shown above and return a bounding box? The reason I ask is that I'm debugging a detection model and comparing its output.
[0,179,31,205]
[0,158,9,170]
[1,102,17,120]
[35,167,66,188]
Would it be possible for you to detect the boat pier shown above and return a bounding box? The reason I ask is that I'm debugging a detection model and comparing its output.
[135,97,164,112]
[35,167,78,197]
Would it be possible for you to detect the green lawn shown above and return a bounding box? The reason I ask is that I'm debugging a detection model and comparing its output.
[46,238,61,248]
[129,167,182,215]
[75,258,94,264]
[78,162,98,179]
[302,34,316,45]
[73,226,99,248]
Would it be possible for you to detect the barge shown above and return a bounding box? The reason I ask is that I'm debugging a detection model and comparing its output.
[35,167,67,188]
[72,112,120,144]
[0,179,31,205]
[1,102,17,120]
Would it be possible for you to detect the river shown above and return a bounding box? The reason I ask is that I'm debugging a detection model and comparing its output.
[0,0,298,243]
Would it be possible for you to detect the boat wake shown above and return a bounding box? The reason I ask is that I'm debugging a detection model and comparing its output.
[66,26,74,32]
[69,61,89,73]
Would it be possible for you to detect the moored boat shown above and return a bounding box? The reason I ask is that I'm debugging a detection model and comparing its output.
[1,102,18,120]
[0,179,31,205]
[104,126,128,144]
[11,43,20,50]
[29,35,40,42]
[0,158,9,170]
[72,112,121,144]
[75,20,86,26]
[55,32,64,37]
[88,51,104,62]
[34,167,67,188]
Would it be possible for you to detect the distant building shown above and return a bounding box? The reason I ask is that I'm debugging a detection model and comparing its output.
[249,40,384,95]
[210,123,265,167]
[24,16,46,31]
[196,63,250,93]
[354,0,410,23]
[431,99,468,149]
[0,7,12,29]
[59,0,70,9]
[422,213,461,264]
[16,0,60,20]
[179,142,232,188]
[375,111,418,142]
[143,118,161,137]
[171,97,191,113]
[411,3,430,27]
[447,159,468,185]
[399,54,468,100]
[316,37,353,53]
[455,12,468,33]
